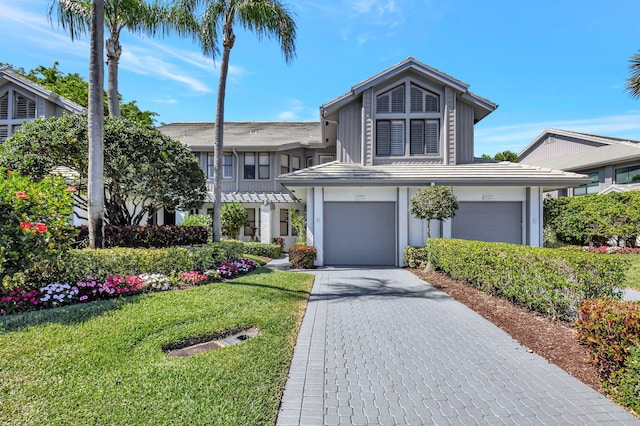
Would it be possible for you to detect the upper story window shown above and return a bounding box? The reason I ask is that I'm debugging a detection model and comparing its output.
[280,154,301,174]
[374,81,441,158]
[207,153,233,179]
[244,152,270,180]
[573,172,599,196]
[616,165,640,184]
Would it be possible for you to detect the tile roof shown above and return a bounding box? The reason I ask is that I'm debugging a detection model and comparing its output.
[528,143,640,171]
[158,122,322,151]
[277,161,590,190]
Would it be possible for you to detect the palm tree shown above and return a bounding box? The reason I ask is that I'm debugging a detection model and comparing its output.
[626,51,640,99]
[49,0,167,116]
[88,0,105,248]
[174,0,296,242]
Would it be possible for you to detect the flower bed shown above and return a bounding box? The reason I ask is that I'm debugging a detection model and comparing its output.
[0,258,259,316]
[584,246,640,254]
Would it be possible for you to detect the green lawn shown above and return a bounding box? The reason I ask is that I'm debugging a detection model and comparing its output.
[0,268,314,425]
[620,254,640,290]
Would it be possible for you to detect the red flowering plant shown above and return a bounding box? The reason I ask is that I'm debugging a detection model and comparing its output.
[0,287,41,315]
[0,168,76,290]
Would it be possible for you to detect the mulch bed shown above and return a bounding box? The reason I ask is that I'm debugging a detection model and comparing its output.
[409,269,602,392]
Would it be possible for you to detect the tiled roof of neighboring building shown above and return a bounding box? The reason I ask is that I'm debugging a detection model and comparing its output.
[277,161,590,191]
[158,122,322,151]
[518,128,640,158]
[528,142,640,171]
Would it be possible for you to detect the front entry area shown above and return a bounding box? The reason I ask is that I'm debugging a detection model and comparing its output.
[323,202,396,266]
[451,201,523,244]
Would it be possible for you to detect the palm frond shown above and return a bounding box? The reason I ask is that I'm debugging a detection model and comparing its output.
[625,52,640,99]
[48,0,92,41]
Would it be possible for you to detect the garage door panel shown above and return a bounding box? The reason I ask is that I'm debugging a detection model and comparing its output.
[452,202,522,244]
[324,202,395,266]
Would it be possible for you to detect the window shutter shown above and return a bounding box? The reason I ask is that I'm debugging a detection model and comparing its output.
[376,121,391,156]
[376,93,389,113]
[390,121,405,155]
[410,120,424,154]
[391,86,404,113]
[425,94,439,112]
[410,86,423,113]
[425,121,439,154]
[0,94,8,119]
[0,125,7,143]
[14,94,35,119]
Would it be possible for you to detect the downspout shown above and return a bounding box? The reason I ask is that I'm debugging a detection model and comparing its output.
[232,148,240,193]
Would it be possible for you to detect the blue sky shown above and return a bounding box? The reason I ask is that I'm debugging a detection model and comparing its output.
[3,0,640,155]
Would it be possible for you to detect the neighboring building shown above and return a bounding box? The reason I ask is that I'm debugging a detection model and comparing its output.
[519,129,640,196]
[158,121,335,249]
[0,68,85,143]
[167,57,589,264]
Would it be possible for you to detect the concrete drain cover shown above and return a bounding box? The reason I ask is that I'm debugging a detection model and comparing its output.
[166,327,260,357]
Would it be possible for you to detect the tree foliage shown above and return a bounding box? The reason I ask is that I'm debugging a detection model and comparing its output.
[625,50,640,99]
[289,208,306,245]
[220,202,248,240]
[409,186,458,238]
[0,62,157,126]
[0,114,207,226]
[481,150,519,162]
[544,192,640,247]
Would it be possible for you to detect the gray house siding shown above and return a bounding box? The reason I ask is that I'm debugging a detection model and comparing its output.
[456,102,475,164]
[445,86,456,165]
[520,135,605,164]
[336,102,362,164]
[362,89,374,166]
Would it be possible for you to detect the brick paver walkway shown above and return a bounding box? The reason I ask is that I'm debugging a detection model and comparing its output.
[276,268,639,425]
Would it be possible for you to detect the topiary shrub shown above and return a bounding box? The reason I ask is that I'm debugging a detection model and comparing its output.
[0,168,76,288]
[243,242,282,259]
[288,245,317,269]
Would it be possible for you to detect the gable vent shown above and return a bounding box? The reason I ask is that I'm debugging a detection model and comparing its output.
[14,94,36,119]
[0,125,8,143]
[0,94,7,120]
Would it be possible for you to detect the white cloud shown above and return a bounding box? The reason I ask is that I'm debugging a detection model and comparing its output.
[277,99,317,121]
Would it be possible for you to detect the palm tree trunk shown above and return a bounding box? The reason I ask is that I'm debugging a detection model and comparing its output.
[106,34,121,116]
[88,0,105,249]
[212,24,235,243]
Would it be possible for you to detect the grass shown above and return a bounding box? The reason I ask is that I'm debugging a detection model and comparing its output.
[243,254,268,266]
[619,254,640,290]
[0,268,314,425]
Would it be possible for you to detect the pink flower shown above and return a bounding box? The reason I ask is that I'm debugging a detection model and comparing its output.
[34,223,48,233]
[20,222,32,230]
[15,191,28,199]
[65,186,77,192]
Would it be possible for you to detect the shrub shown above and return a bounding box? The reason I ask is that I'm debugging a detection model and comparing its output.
[426,238,627,320]
[272,237,284,251]
[289,246,317,269]
[609,344,640,413]
[403,246,429,268]
[243,242,282,259]
[409,186,458,238]
[0,168,76,285]
[576,298,640,380]
[221,202,248,239]
[28,241,244,288]
[179,214,212,240]
[74,224,208,248]
[289,209,306,245]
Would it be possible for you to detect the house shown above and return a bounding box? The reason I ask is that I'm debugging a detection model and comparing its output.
[0,68,85,143]
[158,121,335,249]
[166,58,589,264]
[276,57,589,266]
[518,129,640,196]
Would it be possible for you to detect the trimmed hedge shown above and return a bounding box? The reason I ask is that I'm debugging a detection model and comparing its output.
[422,238,627,320]
[243,242,282,259]
[289,245,317,269]
[74,224,208,248]
[28,241,244,288]
[576,298,640,380]
[403,246,429,268]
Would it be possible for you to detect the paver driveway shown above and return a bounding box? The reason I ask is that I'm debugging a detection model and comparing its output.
[276,268,639,425]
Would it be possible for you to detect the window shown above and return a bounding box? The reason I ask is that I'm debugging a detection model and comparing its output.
[244,152,270,179]
[244,208,258,237]
[14,93,35,119]
[223,153,233,179]
[207,153,234,179]
[0,93,7,120]
[292,156,300,171]
[279,209,289,236]
[306,156,314,168]
[574,172,599,196]
[375,81,441,158]
[280,154,290,175]
[616,165,640,184]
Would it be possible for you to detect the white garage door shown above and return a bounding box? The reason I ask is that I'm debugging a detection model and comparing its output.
[451,202,522,244]
[324,202,396,266]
